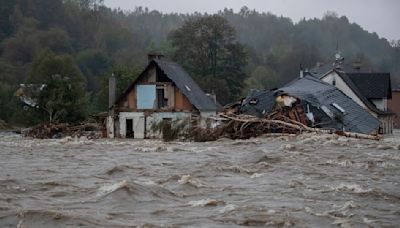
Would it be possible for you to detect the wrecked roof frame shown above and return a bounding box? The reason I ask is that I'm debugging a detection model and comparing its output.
[240,76,380,134]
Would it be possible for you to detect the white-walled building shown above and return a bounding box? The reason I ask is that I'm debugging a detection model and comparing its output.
[107,54,220,139]
[308,56,394,134]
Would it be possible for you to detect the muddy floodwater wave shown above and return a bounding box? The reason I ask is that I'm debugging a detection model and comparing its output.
[0,132,399,227]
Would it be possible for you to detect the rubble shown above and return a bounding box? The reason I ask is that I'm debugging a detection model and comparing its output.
[22,122,102,139]
[191,113,380,142]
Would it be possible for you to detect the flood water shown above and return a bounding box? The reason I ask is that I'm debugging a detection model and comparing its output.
[0,132,399,227]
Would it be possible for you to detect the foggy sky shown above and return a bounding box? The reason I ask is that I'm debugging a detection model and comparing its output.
[104,0,400,41]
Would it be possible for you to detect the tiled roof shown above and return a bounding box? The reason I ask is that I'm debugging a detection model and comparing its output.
[346,73,392,99]
[154,59,220,112]
[240,90,276,117]
[334,70,393,115]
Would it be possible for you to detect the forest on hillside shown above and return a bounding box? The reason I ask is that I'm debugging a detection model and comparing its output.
[1,0,399,126]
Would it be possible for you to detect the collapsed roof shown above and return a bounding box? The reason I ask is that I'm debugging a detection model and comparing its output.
[241,76,380,134]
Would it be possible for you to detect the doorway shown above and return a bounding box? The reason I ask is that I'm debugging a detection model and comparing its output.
[126,119,134,138]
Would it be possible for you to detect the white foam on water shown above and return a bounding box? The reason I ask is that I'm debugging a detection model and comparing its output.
[188,198,222,207]
[324,159,355,167]
[280,144,296,151]
[266,209,276,215]
[333,201,358,211]
[218,204,236,213]
[334,183,372,193]
[362,217,375,224]
[178,175,206,187]
[304,207,329,217]
[96,180,128,197]
[136,178,157,186]
[250,173,264,179]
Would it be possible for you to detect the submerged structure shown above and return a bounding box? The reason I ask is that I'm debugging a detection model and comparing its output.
[241,75,380,135]
[107,54,219,139]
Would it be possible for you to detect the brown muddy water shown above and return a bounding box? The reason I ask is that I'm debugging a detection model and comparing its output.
[0,132,399,227]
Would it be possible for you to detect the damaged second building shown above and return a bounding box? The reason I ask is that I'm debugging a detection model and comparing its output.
[241,75,381,135]
[107,54,219,139]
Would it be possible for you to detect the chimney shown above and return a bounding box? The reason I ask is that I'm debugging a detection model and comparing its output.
[299,64,304,78]
[109,73,116,109]
[148,53,164,63]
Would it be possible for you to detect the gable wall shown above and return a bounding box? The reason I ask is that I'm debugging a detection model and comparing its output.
[321,72,370,112]
[371,98,387,111]
[117,64,194,112]
[127,89,136,109]
[175,87,193,110]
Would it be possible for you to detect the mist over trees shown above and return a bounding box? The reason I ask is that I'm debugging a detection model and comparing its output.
[0,0,399,125]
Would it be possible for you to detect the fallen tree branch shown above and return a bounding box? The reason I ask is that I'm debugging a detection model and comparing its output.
[191,113,381,142]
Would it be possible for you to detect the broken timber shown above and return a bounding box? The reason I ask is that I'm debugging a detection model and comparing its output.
[192,113,381,142]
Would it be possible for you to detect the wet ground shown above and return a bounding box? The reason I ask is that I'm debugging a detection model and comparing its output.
[0,132,399,227]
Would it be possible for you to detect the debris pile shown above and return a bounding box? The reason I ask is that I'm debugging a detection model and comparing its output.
[192,113,380,142]
[22,122,102,139]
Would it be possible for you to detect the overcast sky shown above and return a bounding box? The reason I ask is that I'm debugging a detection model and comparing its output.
[104,0,400,41]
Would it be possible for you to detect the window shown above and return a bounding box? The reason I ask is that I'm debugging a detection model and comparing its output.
[157,88,166,108]
[137,85,156,109]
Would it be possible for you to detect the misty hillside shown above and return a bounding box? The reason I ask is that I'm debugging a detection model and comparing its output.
[1,0,399,125]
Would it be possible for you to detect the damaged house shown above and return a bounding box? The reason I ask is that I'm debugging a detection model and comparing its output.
[107,54,219,139]
[240,75,380,135]
[15,84,47,108]
[308,53,394,134]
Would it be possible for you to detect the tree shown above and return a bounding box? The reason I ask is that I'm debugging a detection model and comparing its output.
[76,49,110,91]
[168,15,247,104]
[242,66,279,95]
[26,51,88,123]
[94,65,141,111]
[1,17,40,66]
[0,0,17,40]
[1,1,399,125]
[68,0,104,10]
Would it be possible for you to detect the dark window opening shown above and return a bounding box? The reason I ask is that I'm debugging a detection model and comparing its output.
[157,88,166,108]
[156,68,171,82]
[126,119,134,138]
